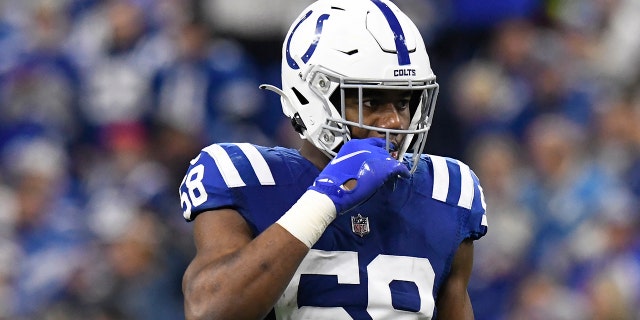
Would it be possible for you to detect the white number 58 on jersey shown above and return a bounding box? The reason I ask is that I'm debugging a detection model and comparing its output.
[276,249,436,319]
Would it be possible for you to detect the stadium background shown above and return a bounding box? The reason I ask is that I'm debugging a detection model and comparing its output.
[0,0,639,319]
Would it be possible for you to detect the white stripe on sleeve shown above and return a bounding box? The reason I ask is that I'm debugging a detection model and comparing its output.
[237,143,275,186]
[203,144,246,188]
[457,160,474,210]
[478,184,487,210]
[430,155,449,202]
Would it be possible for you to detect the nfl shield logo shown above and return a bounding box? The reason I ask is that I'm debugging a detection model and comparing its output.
[351,214,370,237]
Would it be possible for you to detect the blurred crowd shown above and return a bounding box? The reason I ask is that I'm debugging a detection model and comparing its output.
[0,0,639,319]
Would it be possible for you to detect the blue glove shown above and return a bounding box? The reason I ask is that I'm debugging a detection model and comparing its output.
[309,137,410,214]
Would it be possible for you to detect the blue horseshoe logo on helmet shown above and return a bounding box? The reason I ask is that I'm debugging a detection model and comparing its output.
[285,1,410,70]
[285,10,330,70]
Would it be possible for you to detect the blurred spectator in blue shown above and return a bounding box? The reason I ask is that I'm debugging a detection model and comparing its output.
[78,202,182,320]
[0,0,82,151]
[466,133,534,319]
[519,114,633,279]
[151,20,255,143]
[66,121,183,319]
[508,272,590,319]
[80,122,174,218]
[449,19,537,147]
[593,92,640,198]
[627,129,640,204]
[583,91,640,319]
[0,137,88,318]
[150,18,273,187]
[66,0,173,143]
[419,0,543,158]
[450,16,600,150]
[0,0,26,76]
[508,28,599,139]
[572,198,640,319]
[39,192,183,319]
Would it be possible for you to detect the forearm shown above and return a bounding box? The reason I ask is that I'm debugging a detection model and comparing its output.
[184,224,309,320]
[184,191,337,320]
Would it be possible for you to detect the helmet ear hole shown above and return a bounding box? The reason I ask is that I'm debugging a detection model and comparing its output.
[291,87,309,105]
[291,113,307,134]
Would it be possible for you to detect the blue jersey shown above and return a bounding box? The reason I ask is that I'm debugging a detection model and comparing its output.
[179,143,488,320]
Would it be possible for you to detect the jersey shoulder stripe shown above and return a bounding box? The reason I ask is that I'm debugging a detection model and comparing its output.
[456,160,474,209]
[426,155,480,211]
[428,155,474,208]
[201,143,275,188]
[203,144,245,188]
[430,155,449,203]
[422,154,488,239]
[236,143,276,186]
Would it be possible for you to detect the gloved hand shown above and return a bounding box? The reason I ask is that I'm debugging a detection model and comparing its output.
[309,137,410,214]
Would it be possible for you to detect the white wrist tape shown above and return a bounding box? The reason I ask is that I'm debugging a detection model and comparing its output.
[276,189,337,248]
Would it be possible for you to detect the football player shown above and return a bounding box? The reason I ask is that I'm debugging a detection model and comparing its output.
[179,0,488,319]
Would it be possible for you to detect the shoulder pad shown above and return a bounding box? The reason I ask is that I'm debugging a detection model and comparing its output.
[426,155,488,238]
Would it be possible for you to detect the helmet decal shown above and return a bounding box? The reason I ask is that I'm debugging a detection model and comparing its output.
[370,0,410,66]
[285,10,331,70]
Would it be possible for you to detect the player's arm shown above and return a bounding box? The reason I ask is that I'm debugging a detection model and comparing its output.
[183,207,310,320]
[435,239,475,319]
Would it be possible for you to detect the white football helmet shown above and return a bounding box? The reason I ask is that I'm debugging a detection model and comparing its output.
[261,0,439,172]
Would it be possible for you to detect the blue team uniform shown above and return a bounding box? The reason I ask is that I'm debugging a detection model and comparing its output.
[179,143,488,320]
